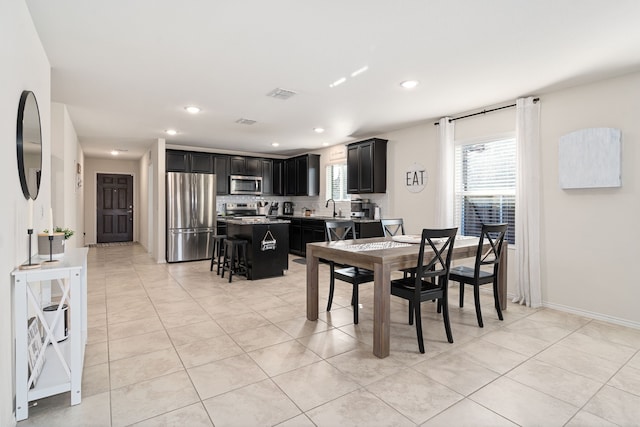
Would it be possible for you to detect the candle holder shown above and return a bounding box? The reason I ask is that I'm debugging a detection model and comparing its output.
[19,229,41,270]
[43,235,60,265]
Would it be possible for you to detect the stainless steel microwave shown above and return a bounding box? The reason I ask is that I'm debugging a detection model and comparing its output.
[229,175,262,195]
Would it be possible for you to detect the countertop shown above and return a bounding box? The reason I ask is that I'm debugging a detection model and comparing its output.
[222,217,291,225]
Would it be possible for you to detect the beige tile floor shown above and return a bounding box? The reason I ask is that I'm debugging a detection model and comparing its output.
[17,243,640,426]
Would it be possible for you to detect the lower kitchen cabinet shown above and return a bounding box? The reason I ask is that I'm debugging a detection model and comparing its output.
[282,217,382,257]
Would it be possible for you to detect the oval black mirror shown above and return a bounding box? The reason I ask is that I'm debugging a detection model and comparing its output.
[17,90,42,200]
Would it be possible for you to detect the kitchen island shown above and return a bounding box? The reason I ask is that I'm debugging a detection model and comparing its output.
[225,217,290,280]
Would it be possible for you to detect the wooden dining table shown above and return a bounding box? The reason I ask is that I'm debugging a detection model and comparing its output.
[306,236,507,358]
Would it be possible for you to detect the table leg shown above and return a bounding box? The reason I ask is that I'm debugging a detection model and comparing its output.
[306,249,319,321]
[372,263,391,358]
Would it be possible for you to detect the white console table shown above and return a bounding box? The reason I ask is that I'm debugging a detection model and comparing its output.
[12,248,88,421]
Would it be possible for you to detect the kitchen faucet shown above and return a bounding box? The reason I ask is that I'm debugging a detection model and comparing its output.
[325,199,337,217]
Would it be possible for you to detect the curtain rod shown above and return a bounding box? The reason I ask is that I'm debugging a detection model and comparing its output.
[434,97,539,125]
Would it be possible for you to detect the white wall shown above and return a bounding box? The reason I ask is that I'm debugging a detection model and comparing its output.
[51,103,84,248]
[0,0,51,425]
[83,157,139,245]
[538,72,640,325]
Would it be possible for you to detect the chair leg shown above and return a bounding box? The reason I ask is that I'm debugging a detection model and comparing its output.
[326,263,335,312]
[459,283,464,307]
[352,284,359,325]
[414,300,425,354]
[441,295,454,343]
[473,284,484,327]
[228,245,236,283]
[408,300,414,325]
[209,244,216,271]
[216,243,224,275]
[493,279,504,321]
[220,244,228,279]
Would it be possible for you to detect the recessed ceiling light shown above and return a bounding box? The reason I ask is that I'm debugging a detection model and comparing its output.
[165,129,177,136]
[350,66,369,77]
[329,77,346,88]
[110,150,119,156]
[271,142,280,147]
[322,142,329,147]
[314,127,325,134]
[184,106,201,114]
[400,80,419,89]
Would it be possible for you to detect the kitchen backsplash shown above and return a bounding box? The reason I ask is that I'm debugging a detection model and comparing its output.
[217,193,389,218]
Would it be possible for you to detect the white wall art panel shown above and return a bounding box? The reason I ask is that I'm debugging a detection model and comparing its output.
[558,127,621,189]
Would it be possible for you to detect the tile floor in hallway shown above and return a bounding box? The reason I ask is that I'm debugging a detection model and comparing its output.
[17,243,640,426]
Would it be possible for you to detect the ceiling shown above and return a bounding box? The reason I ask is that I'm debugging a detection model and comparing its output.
[26,0,640,159]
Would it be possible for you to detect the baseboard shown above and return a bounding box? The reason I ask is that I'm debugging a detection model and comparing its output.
[501,291,639,329]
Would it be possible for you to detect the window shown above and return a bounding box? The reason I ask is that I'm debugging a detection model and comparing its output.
[454,137,516,244]
[326,163,349,201]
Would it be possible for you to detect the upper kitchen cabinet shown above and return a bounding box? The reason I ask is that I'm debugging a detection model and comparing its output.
[347,138,387,194]
[191,152,214,173]
[166,150,190,172]
[230,156,261,176]
[285,154,320,196]
[166,150,214,173]
[213,155,230,195]
[272,159,284,196]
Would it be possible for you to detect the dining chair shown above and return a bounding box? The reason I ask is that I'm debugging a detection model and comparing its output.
[390,227,458,353]
[449,223,508,328]
[380,218,405,237]
[325,220,375,324]
[380,218,413,279]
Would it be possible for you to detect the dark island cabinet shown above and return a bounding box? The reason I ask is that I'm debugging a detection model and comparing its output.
[347,138,387,194]
[284,154,320,196]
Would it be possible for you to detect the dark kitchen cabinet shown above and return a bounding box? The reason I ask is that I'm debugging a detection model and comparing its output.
[166,150,190,172]
[347,138,387,194]
[288,218,303,256]
[230,156,261,176]
[272,159,283,196]
[284,154,320,196]
[261,159,273,195]
[166,150,214,174]
[355,221,384,238]
[213,155,230,195]
[190,152,214,173]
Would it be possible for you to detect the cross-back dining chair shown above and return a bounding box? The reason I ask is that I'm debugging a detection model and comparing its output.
[381,218,405,237]
[325,220,374,324]
[390,227,458,354]
[380,218,413,279]
[449,223,508,327]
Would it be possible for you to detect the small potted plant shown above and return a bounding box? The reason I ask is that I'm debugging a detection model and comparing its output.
[38,227,74,259]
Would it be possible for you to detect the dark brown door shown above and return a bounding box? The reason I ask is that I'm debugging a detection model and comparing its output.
[97,173,133,243]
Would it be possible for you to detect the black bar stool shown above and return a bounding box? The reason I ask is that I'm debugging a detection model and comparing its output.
[221,238,248,282]
[209,234,227,275]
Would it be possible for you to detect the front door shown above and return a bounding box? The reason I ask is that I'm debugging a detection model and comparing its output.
[97,173,133,243]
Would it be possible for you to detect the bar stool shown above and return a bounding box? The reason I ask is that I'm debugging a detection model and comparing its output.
[209,234,227,275]
[221,238,248,283]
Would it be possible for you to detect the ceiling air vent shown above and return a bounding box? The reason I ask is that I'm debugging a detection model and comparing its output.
[266,88,297,100]
[235,118,257,125]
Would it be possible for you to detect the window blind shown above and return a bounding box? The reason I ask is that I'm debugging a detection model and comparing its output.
[454,138,516,244]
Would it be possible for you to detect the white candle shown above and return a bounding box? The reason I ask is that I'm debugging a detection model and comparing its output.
[27,199,33,230]
[48,208,54,236]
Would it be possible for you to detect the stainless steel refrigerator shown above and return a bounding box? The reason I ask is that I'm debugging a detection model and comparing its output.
[166,172,217,262]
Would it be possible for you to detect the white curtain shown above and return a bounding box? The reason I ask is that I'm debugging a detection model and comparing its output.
[435,117,455,227]
[514,97,542,307]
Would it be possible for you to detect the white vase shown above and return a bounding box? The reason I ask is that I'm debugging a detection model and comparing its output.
[38,233,65,259]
